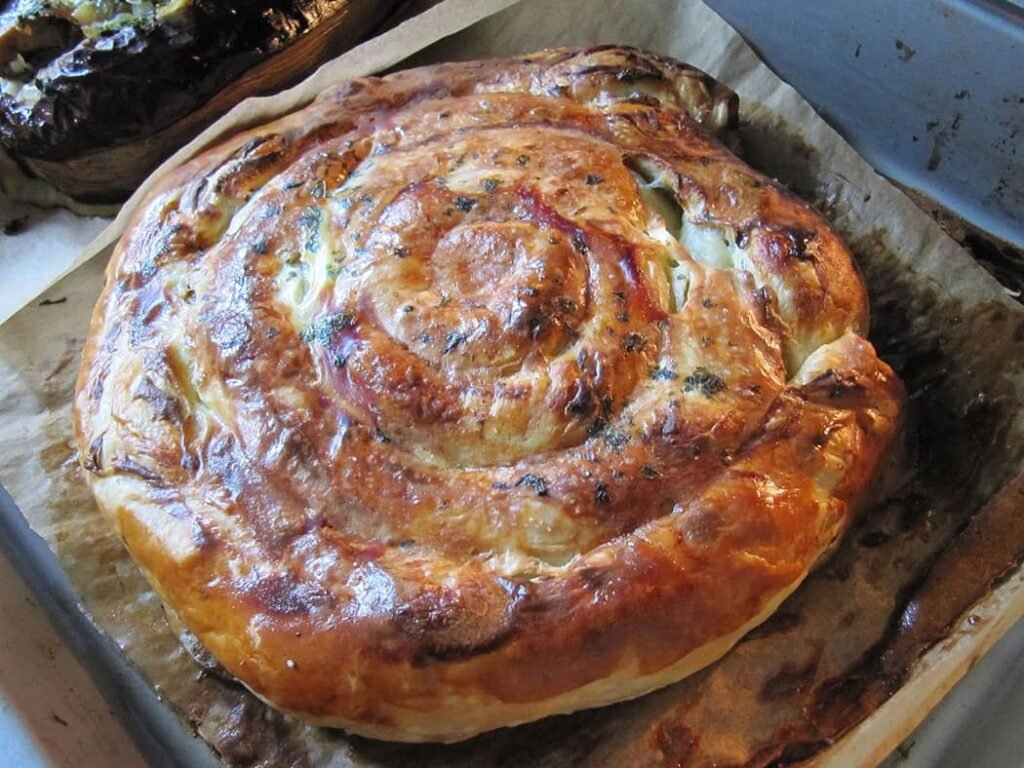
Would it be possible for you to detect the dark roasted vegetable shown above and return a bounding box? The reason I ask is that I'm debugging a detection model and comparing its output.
[0,0,399,201]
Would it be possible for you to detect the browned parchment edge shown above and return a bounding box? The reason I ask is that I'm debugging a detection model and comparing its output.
[808,180,1024,766]
[814,478,1024,767]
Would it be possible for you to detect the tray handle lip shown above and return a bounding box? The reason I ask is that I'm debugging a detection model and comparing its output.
[957,0,1024,29]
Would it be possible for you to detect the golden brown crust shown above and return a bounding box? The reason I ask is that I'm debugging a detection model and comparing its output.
[73,46,903,742]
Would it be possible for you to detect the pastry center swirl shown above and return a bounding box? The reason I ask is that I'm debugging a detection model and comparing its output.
[283,128,671,467]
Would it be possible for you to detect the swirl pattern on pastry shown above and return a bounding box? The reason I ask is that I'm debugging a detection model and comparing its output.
[74,47,903,742]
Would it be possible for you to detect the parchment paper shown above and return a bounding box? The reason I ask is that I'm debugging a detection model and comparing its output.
[0,187,109,324]
[1,0,1022,766]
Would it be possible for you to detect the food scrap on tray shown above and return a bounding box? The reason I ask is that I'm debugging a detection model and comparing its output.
[0,0,402,203]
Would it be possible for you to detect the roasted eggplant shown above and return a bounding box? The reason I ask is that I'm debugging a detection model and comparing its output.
[0,0,399,202]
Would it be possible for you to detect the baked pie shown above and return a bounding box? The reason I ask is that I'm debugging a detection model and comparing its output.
[74,46,903,742]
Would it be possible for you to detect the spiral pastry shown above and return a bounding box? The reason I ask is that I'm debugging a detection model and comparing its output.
[74,47,903,742]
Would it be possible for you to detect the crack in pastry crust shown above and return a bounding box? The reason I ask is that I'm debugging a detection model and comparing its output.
[73,46,904,742]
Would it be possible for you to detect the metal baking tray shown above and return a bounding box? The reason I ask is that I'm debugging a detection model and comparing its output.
[709,0,1024,250]
[1,1,1022,766]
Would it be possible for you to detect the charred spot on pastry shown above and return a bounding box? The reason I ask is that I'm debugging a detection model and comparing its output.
[299,312,356,345]
[453,195,477,213]
[566,378,596,416]
[601,428,631,450]
[640,465,662,480]
[111,456,166,487]
[785,229,817,261]
[622,332,648,353]
[682,368,726,397]
[515,474,549,496]
[802,369,865,404]
[397,584,520,664]
[83,434,104,474]
[443,331,469,354]
[133,376,183,423]
[247,573,331,617]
